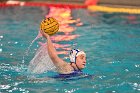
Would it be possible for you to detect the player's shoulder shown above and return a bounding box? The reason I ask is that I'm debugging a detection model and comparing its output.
[56,62,74,74]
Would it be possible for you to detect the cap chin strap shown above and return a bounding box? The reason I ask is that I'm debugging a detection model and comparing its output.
[70,62,81,71]
[75,61,81,71]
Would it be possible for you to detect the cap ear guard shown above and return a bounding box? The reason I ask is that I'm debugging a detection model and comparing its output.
[69,49,76,62]
[69,49,82,62]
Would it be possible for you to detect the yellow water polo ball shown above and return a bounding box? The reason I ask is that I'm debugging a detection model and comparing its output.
[40,17,59,35]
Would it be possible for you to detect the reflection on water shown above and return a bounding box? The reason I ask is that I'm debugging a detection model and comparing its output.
[46,6,83,34]
[51,34,79,42]
[40,6,83,55]
[125,14,138,24]
[27,6,84,74]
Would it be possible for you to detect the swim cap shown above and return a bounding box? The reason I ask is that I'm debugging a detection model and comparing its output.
[69,49,86,62]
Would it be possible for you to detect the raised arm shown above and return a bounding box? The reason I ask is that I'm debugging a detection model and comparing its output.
[40,30,66,66]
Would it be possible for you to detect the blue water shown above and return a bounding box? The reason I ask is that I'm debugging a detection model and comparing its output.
[0,7,140,93]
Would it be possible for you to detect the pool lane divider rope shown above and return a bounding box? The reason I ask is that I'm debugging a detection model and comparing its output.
[88,5,140,14]
[1,1,140,14]
[0,2,87,8]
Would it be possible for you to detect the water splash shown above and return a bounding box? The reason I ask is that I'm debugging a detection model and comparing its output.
[25,31,42,56]
[22,31,56,74]
[27,44,56,74]
[22,31,41,65]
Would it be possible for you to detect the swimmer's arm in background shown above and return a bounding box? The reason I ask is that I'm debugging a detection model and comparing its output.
[40,30,66,66]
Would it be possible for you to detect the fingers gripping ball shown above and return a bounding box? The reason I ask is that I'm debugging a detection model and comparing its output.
[40,17,59,35]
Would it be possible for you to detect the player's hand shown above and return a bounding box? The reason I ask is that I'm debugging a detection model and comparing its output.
[40,30,49,38]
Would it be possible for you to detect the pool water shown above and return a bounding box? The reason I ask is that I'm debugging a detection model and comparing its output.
[0,6,140,93]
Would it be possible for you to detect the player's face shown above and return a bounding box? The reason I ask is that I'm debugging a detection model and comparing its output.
[76,54,86,69]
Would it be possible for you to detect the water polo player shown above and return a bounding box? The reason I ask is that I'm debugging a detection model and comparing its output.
[40,30,86,74]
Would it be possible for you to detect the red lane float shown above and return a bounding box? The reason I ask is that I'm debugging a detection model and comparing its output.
[0,1,87,8]
[85,0,98,5]
[0,3,19,7]
[25,2,87,8]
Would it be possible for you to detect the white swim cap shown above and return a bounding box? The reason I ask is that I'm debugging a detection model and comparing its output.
[69,49,86,62]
